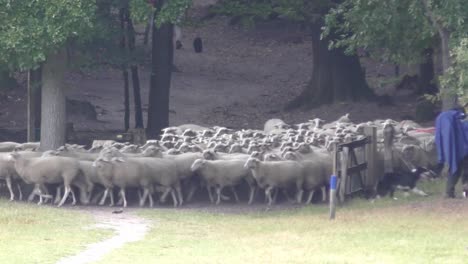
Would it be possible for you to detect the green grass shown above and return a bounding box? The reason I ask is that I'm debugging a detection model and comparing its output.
[97,179,468,264]
[0,200,112,264]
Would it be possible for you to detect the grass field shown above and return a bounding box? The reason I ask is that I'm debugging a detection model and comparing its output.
[0,200,112,264]
[97,179,468,264]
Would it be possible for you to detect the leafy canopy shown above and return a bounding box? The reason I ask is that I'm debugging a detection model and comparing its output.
[0,0,96,70]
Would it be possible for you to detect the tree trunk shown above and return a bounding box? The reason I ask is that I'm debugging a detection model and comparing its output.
[286,23,373,110]
[123,69,130,131]
[417,48,437,95]
[27,67,41,142]
[127,14,144,129]
[420,0,456,110]
[438,29,456,110]
[120,7,130,131]
[40,48,67,151]
[146,3,174,139]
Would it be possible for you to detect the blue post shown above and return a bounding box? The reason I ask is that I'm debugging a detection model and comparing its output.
[329,175,337,220]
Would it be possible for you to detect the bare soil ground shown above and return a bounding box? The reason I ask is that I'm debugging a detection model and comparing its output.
[0,16,423,140]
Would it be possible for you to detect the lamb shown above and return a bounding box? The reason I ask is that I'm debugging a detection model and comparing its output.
[8,152,84,207]
[244,158,304,206]
[191,159,250,204]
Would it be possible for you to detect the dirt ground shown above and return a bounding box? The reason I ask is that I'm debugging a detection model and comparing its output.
[0,16,426,142]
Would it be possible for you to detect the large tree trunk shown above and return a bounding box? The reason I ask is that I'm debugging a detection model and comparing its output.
[27,67,41,142]
[146,2,174,138]
[40,48,67,151]
[123,69,130,131]
[286,23,373,110]
[127,15,144,129]
[417,48,437,95]
[438,29,456,110]
[120,7,130,131]
[421,0,456,110]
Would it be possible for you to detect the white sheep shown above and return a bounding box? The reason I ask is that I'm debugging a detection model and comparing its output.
[191,159,250,205]
[93,155,181,208]
[244,158,304,206]
[8,152,83,207]
[0,142,21,152]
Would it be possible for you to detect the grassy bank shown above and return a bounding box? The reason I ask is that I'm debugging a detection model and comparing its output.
[0,200,111,264]
[98,179,468,264]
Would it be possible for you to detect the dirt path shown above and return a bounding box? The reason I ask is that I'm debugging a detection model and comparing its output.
[56,207,150,264]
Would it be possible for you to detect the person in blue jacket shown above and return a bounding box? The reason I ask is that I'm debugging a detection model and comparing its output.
[434,106,468,198]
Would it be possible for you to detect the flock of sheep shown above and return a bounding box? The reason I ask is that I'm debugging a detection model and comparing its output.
[0,114,438,208]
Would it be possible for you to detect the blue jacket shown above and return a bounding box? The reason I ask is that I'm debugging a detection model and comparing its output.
[435,109,468,176]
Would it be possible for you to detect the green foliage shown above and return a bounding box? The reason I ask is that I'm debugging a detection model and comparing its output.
[0,0,96,70]
[323,0,434,64]
[155,0,192,27]
[440,38,468,106]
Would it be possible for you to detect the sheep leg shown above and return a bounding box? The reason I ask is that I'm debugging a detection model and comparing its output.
[91,188,104,205]
[215,186,223,205]
[70,188,77,206]
[57,185,71,207]
[34,184,43,205]
[175,183,184,206]
[186,183,198,202]
[99,188,109,206]
[231,186,239,203]
[272,188,279,203]
[295,190,304,204]
[17,183,23,200]
[139,188,150,207]
[148,192,154,208]
[207,186,214,203]
[160,188,171,203]
[138,189,143,201]
[248,185,256,205]
[119,188,127,208]
[305,190,315,204]
[5,177,14,201]
[54,186,62,205]
[109,190,115,207]
[170,189,178,207]
[28,188,36,202]
[265,186,274,206]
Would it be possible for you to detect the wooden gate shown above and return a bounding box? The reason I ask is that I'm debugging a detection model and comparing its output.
[333,126,377,203]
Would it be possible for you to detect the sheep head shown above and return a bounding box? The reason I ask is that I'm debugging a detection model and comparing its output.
[202,149,218,160]
[244,158,260,170]
[190,159,206,172]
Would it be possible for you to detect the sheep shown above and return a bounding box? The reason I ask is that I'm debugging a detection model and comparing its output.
[55,146,100,161]
[191,159,251,205]
[17,142,40,151]
[0,151,43,201]
[8,152,83,207]
[244,158,304,206]
[264,118,289,133]
[283,151,331,204]
[0,142,21,152]
[92,155,181,208]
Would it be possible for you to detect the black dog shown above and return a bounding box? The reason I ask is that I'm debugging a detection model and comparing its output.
[193,37,203,53]
[376,167,434,199]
